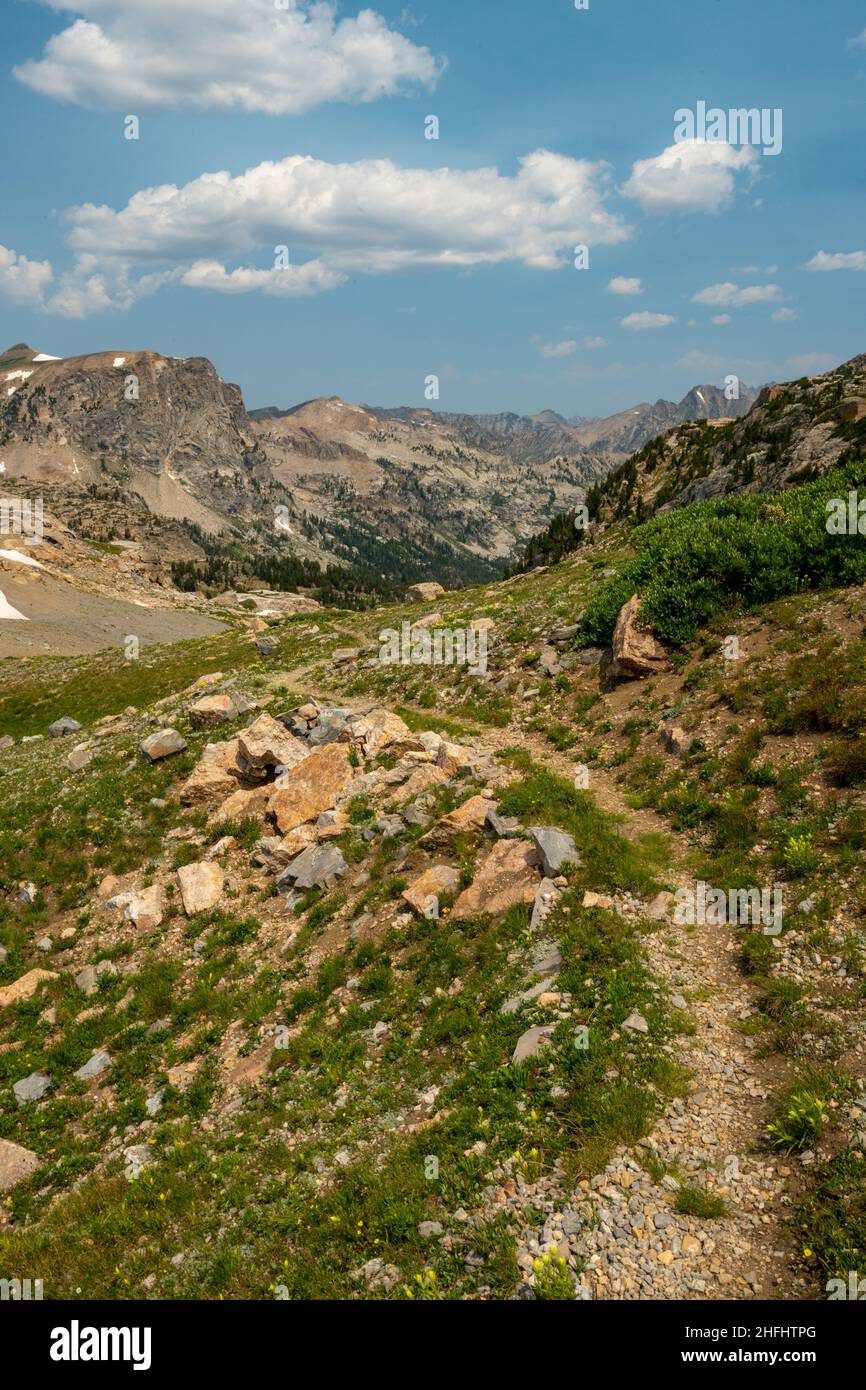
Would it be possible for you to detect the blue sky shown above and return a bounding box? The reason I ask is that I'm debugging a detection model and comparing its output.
[1,0,865,416]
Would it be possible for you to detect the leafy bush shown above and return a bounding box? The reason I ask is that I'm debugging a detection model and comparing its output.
[579,461,866,647]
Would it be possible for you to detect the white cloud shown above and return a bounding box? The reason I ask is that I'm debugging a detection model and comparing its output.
[620,139,758,214]
[0,244,54,308]
[621,311,676,331]
[732,264,778,275]
[32,148,628,314]
[711,314,731,325]
[582,335,608,349]
[608,275,642,295]
[692,281,782,307]
[805,250,866,272]
[538,339,578,359]
[847,28,866,48]
[772,307,798,322]
[787,353,838,374]
[14,0,444,115]
[676,350,722,370]
[181,258,346,297]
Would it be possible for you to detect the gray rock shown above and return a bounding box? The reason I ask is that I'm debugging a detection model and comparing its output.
[530,878,561,931]
[74,1049,112,1081]
[277,843,348,892]
[502,978,554,1016]
[528,827,581,876]
[0,735,14,750]
[18,882,38,905]
[13,1072,52,1104]
[124,1144,155,1179]
[622,1010,649,1035]
[578,647,605,666]
[49,716,82,738]
[418,1221,444,1238]
[512,1025,556,1064]
[255,636,278,656]
[486,808,522,838]
[145,1089,165,1117]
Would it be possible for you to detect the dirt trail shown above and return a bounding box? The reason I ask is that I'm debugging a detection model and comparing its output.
[481,721,798,1299]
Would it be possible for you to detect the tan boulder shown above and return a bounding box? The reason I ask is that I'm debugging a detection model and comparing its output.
[406,582,445,603]
[280,824,318,856]
[125,885,164,931]
[611,595,669,679]
[177,861,225,916]
[422,795,496,843]
[179,739,245,804]
[189,693,252,727]
[390,764,449,807]
[268,743,355,834]
[0,969,57,1009]
[0,1138,40,1192]
[350,707,411,758]
[451,840,539,920]
[237,712,309,771]
[402,864,461,915]
[208,783,272,825]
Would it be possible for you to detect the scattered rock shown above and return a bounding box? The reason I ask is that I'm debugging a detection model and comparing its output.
[277,843,348,892]
[268,742,355,834]
[49,716,82,738]
[74,1049,112,1081]
[140,728,188,762]
[0,969,57,1009]
[0,1137,40,1191]
[403,865,461,915]
[177,861,225,916]
[13,1071,52,1104]
[529,827,581,876]
[512,1026,556,1064]
[451,839,539,920]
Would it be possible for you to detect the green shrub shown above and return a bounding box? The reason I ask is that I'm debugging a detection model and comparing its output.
[579,461,866,647]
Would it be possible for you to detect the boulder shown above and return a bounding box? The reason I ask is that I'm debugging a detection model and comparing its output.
[208,783,272,825]
[528,827,581,876]
[0,968,57,1009]
[13,1072,52,1104]
[74,1049,112,1081]
[512,1026,556,1064]
[189,692,255,727]
[268,742,355,834]
[67,745,95,771]
[49,716,82,738]
[277,843,348,892]
[348,707,411,758]
[179,739,246,804]
[611,595,669,679]
[486,808,522,839]
[391,764,449,807]
[451,840,539,920]
[422,795,496,843]
[237,712,309,772]
[125,885,164,931]
[0,1137,40,1192]
[659,724,694,758]
[140,728,188,762]
[177,861,225,916]
[402,865,461,915]
[332,647,362,666]
[406,582,445,603]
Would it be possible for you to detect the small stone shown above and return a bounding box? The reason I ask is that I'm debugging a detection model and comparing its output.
[74,1049,111,1081]
[177,861,225,916]
[622,1010,649,1035]
[0,1137,40,1191]
[13,1071,52,1104]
